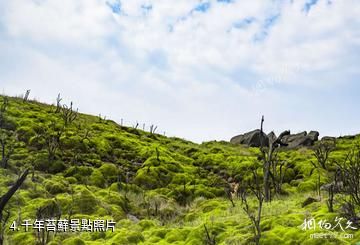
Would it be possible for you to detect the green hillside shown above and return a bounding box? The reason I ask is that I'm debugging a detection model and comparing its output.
[0,95,359,245]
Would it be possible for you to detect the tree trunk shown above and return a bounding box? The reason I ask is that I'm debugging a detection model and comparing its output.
[263,161,271,202]
[0,169,29,245]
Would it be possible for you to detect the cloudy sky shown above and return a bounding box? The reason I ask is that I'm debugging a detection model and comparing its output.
[0,0,359,142]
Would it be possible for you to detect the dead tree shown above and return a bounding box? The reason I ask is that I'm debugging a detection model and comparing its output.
[43,123,64,162]
[270,157,290,195]
[259,116,289,202]
[46,131,62,162]
[0,169,29,245]
[336,147,360,207]
[35,200,61,245]
[225,182,237,208]
[310,141,336,211]
[0,97,9,128]
[23,90,31,102]
[55,93,62,113]
[62,102,78,126]
[312,141,335,170]
[0,133,14,169]
[239,167,264,245]
[203,224,216,245]
[150,125,158,134]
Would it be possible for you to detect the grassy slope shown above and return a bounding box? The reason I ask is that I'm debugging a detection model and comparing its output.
[0,95,359,245]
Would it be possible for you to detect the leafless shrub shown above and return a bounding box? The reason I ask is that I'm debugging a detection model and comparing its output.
[55,93,62,113]
[239,166,264,245]
[62,102,78,126]
[23,90,31,102]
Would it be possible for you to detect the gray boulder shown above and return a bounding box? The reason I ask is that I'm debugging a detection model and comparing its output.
[282,131,307,143]
[267,131,277,144]
[282,131,318,148]
[308,131,320,141]
[230,134,245,145]
[320,181,343,193]
[230,129,269,147]
[287,136,315,148]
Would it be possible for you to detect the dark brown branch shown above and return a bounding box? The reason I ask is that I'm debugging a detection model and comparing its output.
[0,169,29,212]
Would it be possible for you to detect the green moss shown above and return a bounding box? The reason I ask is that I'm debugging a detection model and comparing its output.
[74,188,98,214]
[44,179,68,194]
[63,237,86,245]
[126,231,145,243]
[90,169,105,188]
[16,126,36,143]
[165,229,190,243]
[138,220,157,231]
[2,95,360,245]
[10,233,36,245]
[297,179,317,192]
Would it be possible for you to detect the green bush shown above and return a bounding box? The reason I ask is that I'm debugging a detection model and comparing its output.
[17,126,36,143]
[90,169,105,188]
[44,179,68,194]
[63,237,86,245]
[74,188,98,214]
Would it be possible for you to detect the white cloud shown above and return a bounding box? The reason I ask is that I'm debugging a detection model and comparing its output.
[0,0,359,142]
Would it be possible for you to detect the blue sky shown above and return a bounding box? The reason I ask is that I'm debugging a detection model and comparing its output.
[0,0,359,142]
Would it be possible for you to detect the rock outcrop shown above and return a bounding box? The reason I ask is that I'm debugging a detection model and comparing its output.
[231,130,320,148]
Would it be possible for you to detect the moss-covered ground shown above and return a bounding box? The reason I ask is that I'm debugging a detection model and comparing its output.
[0,95,359,244]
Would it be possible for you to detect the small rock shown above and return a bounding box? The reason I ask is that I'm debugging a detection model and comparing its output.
[127,214,140,223]
[302,197,318,207]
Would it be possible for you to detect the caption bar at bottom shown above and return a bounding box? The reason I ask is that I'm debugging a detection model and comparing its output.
[9,219,116,232]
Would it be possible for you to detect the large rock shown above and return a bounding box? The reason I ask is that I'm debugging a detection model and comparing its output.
[282,131,318,148]
[282,131,307,143]
[231,129,319,148]
[230,129,269,147]
[267,131,277,144]
[308,131,320,141]
[230,134,245,145]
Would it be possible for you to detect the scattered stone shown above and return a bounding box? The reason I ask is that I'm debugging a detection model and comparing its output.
[320,181,343,193]
[127,214,140,223]
[302,197,318,207]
